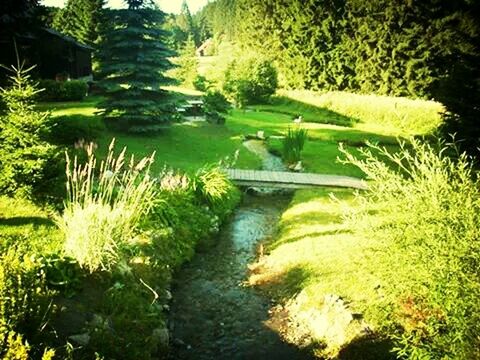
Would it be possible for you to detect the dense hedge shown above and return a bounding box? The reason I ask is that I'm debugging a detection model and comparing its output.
[38,79,88,101]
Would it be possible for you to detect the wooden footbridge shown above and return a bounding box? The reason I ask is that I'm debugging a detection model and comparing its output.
[225,169,367,190]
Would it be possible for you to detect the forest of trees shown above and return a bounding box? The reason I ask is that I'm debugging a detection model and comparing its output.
[1,0,478,149]
[189,0,479,156]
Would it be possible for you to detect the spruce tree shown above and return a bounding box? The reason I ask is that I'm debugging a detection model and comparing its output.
[0,60,59,198]
[97,0,174,133]
[176,0,196,45]
[174,35,198,87]
[52,0,106,46]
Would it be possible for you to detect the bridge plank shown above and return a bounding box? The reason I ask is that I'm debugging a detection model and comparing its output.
[224,169,366,190]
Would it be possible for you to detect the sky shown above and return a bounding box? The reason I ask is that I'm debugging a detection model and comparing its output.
[40,0,210,14]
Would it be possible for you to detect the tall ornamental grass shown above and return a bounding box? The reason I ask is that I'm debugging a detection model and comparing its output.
[57,140,157,272]
[282,126,308,164]
[340,139,480,359]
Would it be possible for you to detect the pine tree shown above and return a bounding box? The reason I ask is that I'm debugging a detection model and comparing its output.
[52,0,106,46]
[174,35,198,87]
[176,0,196,44]
[97,1,174,133]
[0,59,59,198]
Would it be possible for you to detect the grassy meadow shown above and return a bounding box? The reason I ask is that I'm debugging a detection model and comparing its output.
[3,85,451,358]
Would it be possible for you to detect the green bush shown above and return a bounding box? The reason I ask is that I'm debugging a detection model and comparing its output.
[282,126,308,164]
[57,140,157,272]
[47,115,105,145]
[203,90,230,124]
[223,56,278,106]
[203,90,230,114]
[0,249,52,348]
[193,74,209,91]
[38,79,88,101]
[0,62,60,199]
[193,166,235,206]
[340,139,480,359]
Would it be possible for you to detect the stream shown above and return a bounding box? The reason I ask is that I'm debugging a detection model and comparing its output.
[168,141,310,359]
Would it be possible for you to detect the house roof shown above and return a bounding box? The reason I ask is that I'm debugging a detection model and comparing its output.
[42,28,94,51]
[196,38,213,53]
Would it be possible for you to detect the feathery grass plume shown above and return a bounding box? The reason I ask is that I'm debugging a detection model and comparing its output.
[282,125,308,164]
[57,139,157,272]
[339,138,480,359]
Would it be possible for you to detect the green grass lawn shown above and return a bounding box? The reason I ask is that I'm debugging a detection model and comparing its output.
[33,88,444,357]
[0,196,63,255]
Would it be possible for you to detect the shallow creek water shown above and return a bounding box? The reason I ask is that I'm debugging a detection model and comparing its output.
[168,141,309,359]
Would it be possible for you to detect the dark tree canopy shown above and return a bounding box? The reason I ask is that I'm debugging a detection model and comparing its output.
[52,0,107,46]
[97,2,174,133]
[194,0,479,156]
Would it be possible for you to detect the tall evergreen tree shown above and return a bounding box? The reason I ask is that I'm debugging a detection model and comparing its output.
[52,0,106,46]
[176,0,195,39]
[174,35,198,86]
[97,0,174,133]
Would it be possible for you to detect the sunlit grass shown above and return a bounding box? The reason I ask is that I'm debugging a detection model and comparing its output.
[0,196,62,254]
[249,188,385,357]
[280,89,443,136]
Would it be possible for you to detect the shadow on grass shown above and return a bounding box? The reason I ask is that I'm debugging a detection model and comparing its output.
[36,95,104,111]
[0,216,55,227]
[338,336,396,360]
[253,264,316,302]
[255,96,359,127]
[270,228,351,251]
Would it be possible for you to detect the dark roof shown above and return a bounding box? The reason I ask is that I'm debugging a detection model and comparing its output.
[42,28,94,51]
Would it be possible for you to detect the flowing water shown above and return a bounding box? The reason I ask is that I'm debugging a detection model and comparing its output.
[168,141,310,359]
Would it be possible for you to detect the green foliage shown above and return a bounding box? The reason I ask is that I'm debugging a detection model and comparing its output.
[193,166,234,206]
[282,126,308,164]
[0,61,60,199]
[1,332,30,360]
[38,79,88,102]
[203,89,230,124]
[434,9,480,158]
[173,35,198,87]
[229,0,479,102]
[193,74,209,91]
[57,140,157,272]
[97,4,174,133]
[47,114,105,145]
[203,90,230,114]
[340,139,480,358]
[52,0,107,46]
[223,56,278,106]
[0,249,52,352]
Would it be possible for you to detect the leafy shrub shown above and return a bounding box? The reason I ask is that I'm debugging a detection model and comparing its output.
[206,111,226,124]
[0,62,60,199]
[38,79,88,101]
[203,90,230,114]
[193,74,209,91]
[282,126,308,164]
[223,56,278,106]
[340,139,480,359]
[47,115,105,145]
[0,249,52,346]
[57,140,157,272]
[193,166,235,206]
